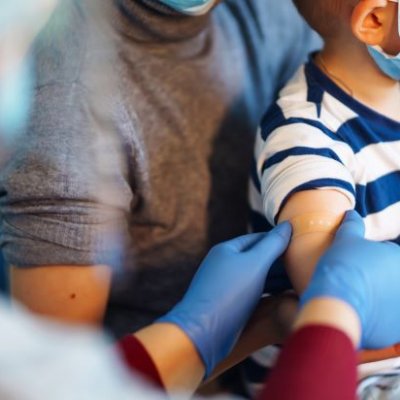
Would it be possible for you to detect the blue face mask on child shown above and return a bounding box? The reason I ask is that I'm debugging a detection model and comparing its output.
[158,0,217,15]
[367,0,400,80]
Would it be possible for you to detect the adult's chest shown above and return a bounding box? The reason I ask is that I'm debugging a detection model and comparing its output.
[113,28,258,260]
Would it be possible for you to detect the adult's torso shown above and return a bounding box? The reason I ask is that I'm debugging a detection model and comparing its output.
[5,0,318,336]
[103,0,320,336]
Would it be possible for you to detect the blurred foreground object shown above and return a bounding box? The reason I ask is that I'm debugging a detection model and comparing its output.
[0,0,58,143]
[0,298,168,400]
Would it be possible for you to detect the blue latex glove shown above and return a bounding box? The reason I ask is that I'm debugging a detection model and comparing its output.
[301,210,400,349]
[157,223,292,378]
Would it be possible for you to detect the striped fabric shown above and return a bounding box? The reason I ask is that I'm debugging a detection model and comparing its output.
[250,58,400,243]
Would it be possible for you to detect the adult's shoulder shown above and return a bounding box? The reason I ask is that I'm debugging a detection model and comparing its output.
[32,0,114,88]
[215,0,321,91]
[215,0,318,40]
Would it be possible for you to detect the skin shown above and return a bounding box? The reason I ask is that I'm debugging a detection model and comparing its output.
[134,323,205,394]
[278,190,351,294]
[294,298,361,347]
[319,0,400,121]
[10,265,111,324]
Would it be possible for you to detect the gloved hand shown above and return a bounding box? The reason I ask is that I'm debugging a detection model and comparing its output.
[157,223,292,378]
[301,210,400,349]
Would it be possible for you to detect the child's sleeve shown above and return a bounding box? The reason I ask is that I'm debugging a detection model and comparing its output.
[255,119,356,226]
[254,114,357,293]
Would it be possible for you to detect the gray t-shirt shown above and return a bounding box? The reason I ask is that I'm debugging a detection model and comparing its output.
[0,0,319,336]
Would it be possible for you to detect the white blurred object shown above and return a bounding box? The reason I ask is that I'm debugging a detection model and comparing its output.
[0,298,166,400]
[0,297,237,399]
[0,0,57,34]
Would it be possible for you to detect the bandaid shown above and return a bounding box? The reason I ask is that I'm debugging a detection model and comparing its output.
[289,212,344,238]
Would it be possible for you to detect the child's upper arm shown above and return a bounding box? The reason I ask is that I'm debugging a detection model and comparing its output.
[277,189,352,293]
[278,189,353,222]
[255,112,357,293]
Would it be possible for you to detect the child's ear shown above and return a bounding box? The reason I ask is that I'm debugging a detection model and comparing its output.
[351,0,389,45]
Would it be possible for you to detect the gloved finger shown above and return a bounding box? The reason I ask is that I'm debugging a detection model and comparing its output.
[334,210,365,241]
[225,232,267,252]
[251,222,292,262]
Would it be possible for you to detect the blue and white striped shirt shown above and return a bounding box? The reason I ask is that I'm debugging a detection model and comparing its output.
[251,58,400,243]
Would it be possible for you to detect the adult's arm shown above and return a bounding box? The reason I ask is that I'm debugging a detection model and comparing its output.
[0,3,131,324]
[117,227,292,395]
[10,265,111,324]
[116,297,359,399]
[117,294,298,393]
[3,75,129,323]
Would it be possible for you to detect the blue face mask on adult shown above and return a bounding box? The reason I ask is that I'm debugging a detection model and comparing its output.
[158,0,217,16]
[367,0,400,80]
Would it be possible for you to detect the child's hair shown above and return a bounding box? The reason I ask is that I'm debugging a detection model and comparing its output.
[293,0,356,38]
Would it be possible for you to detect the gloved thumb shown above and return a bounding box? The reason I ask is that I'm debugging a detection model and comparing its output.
[334,210,365,241]
[225,232,268,252]
[251,221,292,263]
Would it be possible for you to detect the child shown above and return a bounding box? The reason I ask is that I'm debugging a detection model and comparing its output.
[250,0,400,369]
[252,0,400,294]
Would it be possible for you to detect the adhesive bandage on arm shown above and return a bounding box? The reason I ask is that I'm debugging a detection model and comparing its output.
[289,212,345,239]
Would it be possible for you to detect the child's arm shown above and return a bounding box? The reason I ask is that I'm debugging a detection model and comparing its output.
[277,189,353,294]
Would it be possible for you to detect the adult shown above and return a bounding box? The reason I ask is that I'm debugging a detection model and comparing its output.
[2,211,398,400]
[0,0,320,336]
